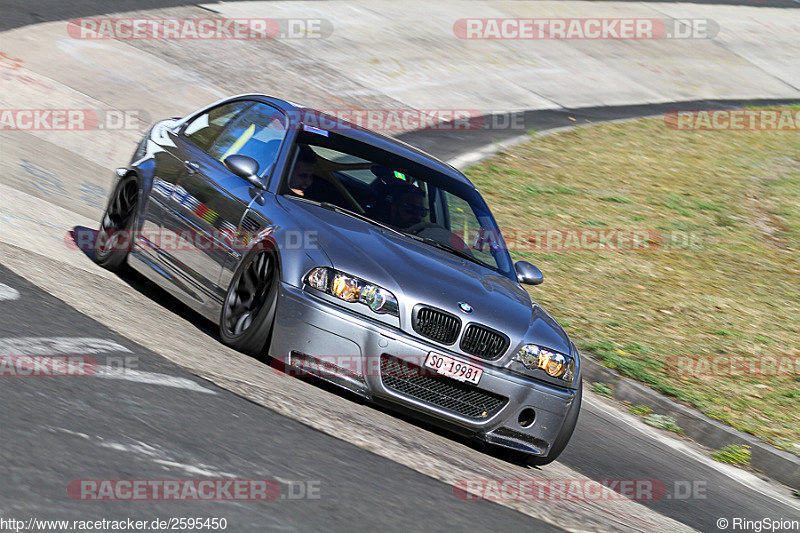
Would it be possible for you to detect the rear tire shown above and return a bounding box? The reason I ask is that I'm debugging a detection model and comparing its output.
[525,380,582,466]
[219,249,279,358]
[95,174,139,271]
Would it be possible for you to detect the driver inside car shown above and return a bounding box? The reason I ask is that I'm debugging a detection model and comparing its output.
[288,145,318,197]
[288,145,347,207]
[387,182,428,230]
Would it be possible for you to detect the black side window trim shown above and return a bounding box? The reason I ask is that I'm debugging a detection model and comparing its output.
[179,100,289,180]
[178,100,256,153]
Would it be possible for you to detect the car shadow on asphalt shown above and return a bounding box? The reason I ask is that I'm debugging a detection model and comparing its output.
[68,225,220,339]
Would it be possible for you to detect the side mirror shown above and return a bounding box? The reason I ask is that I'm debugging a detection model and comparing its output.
[224,154,263,189]
[515,261,543,285]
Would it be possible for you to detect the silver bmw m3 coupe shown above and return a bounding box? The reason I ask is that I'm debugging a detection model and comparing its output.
[95,94,582,465]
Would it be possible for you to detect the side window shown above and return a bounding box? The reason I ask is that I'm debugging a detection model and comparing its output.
[181,101,251,152]
[445,192,497,265]
[446,193,477,234]
[209,104,288,173]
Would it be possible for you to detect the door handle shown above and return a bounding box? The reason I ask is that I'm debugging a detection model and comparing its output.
[184,160,200,174]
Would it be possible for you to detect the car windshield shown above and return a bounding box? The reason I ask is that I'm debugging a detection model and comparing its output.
[279,130,514,279]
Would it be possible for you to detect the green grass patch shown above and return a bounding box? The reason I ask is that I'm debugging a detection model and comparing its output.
[590,383,614,397]
[711,444,751,466]
[599,195,633,204]
[524,183,580,196]
[693,200,724,212]
[714,214,738,227]
[580,218,608,227]
[629,405,653,416]
[485,165,525,176]
[712,329,742,337]
[660,193,693,216]
[644,414,683,434]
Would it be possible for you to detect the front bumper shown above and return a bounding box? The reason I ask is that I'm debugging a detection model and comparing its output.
[269,282,578,456]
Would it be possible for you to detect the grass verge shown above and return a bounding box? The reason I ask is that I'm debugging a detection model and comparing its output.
[464,112,800,450]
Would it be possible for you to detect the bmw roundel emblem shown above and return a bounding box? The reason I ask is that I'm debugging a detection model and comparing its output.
[458,302,473,313]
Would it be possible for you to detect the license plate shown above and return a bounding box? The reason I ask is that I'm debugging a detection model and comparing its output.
[424,352,483,385]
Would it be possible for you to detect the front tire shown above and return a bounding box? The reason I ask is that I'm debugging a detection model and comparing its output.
[219,249,279,358]
[95,173,139,271]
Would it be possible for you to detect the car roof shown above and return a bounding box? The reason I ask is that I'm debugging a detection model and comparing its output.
[238,94,476,188]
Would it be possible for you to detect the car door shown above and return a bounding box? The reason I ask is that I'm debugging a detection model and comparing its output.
[139,101,249,248]
[164,101,288,313]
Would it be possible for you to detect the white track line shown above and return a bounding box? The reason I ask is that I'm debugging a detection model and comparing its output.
[0,336,214,393]
[0,336,130,356]
[95,366,216,394]
[0,283,20,301]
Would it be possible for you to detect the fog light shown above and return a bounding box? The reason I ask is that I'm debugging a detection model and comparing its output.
[518,408,536,428]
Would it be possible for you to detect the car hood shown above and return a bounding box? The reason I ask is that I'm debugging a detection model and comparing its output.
[278,198,572,355]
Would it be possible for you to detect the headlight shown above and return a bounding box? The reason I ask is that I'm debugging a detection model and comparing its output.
[513,344,575,382]
[305,267,399,316]
[331,273,361,301]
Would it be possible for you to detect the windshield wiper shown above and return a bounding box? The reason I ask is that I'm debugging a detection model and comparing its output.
[289,196,403,235]
[319,202,406,235]
[406,234,491,268]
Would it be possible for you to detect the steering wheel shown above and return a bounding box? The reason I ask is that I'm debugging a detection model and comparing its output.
[330,178,366,215]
